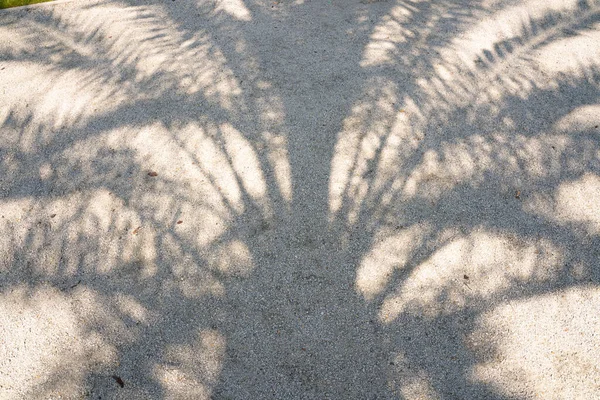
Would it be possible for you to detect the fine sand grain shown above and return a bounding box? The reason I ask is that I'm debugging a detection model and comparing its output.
[1,0,600,398]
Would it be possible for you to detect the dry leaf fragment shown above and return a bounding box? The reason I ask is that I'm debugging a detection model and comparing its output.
[133,226,141,235]
[112,375,124,388]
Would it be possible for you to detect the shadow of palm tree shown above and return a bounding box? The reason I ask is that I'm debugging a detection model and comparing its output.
[1,0,599,398]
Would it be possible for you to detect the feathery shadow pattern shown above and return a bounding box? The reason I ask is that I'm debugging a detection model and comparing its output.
[1,0,600,398]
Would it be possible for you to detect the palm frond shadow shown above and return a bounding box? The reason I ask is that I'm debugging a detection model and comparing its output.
[1,0,599,398]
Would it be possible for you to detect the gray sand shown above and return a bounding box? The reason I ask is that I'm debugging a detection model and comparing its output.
[1,0,600,398]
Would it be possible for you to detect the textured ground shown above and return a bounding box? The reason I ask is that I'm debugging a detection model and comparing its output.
[1,0,600,398]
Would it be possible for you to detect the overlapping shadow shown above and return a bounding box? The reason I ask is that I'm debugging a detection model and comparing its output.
[1,0,599,398]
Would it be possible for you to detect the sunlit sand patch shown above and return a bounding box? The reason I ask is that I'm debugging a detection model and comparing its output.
[0,62,126,152]
[329,79,406,220]
[553,173,600,234]
[359,0,599,147]
[532,17,600,76]
[212,0,252,21]
[360,3,415,67]
[178,272,227,299]
[444,0,586,67]
[133,122,241,218]
[360,0,583,70]
[139,122,245,214]
[209,239,254,278]
[389,350,440,400]
[401,132,579,202]
[378,231,564,323]
[221,123,269,211]
[264,131,293,204]
[114,293,155,326]
[471,286,600,399]
[0,184,169,279]
[554,104,600,134]
[153,329,226,400]
[401,149,464,201]
[129,122,263,240]
[0,286,122,399]
[356,224,427,300]
[0,2,244,113]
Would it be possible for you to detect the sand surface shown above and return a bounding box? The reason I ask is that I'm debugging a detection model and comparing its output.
[1,0,600,398]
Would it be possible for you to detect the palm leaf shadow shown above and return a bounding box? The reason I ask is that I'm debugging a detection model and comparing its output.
[1,0,599,398]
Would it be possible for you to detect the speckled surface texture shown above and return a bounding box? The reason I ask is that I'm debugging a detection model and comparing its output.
[1,0,600,398]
